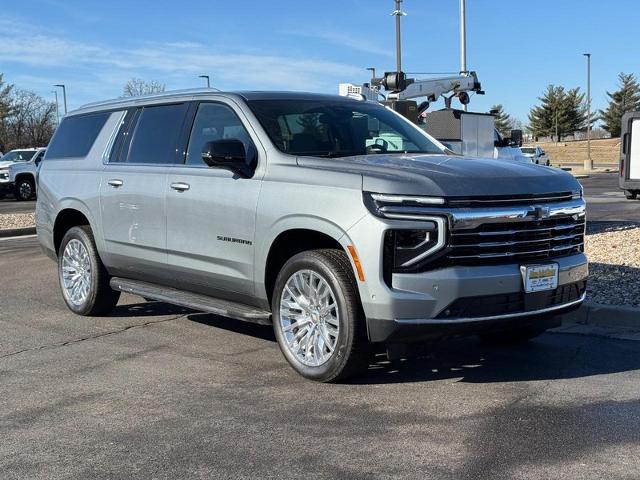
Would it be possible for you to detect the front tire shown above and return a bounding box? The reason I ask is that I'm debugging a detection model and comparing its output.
[14,177,35,201]
[272,249,370,382]
[625,191,638,200]
[58,226,120,316]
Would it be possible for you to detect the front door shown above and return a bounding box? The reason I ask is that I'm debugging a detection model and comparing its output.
[100,103,189,284]
[166,101,263,300]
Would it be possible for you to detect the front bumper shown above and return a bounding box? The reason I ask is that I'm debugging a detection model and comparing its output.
[0,180,13,194]
[364,255,587,343]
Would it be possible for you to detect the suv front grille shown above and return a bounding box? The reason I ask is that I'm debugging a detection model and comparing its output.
[447,215,585,266]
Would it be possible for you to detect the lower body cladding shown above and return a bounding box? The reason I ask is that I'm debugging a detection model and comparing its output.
[362,253,588,344]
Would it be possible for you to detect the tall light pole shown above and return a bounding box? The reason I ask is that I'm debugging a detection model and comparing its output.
[51,90,60,125]
[54,84,67,114]
[459,0,468,110]
[391,0,405,74]
[583,53,592,170]
[199,75,210,88]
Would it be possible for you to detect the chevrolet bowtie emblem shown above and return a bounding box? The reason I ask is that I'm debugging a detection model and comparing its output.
[533,206,551,220]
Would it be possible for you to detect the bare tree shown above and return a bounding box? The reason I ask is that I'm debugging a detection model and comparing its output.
[3,89,57,149]
[122,78,166,97]
[0,73,14,152]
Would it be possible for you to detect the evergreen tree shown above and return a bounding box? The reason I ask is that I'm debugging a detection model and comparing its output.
[599,73,640,137]
[490,104,512,136]
[564,87,589,134]
[528,85,588,140]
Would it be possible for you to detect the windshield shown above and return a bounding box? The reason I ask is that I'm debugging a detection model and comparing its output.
[2,150,36,162]
[520,148,536,154]
[247,99,443,158]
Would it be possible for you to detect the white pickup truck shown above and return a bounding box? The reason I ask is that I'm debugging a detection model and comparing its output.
[520,146,550,166]
[0,148,46,200]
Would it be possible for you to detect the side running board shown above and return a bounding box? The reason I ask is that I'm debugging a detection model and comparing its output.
[110,277,272,325]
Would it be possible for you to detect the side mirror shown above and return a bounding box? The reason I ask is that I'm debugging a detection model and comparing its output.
[202,139,254,178]
[510,129,523,147]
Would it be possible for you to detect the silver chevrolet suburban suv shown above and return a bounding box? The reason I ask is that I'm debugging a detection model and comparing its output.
[37,90,588,382]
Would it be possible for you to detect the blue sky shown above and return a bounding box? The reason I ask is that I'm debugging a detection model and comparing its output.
[2,0,638,123]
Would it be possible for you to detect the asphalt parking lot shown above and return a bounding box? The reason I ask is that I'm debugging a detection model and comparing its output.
[581,172,640,222]
[2,236,640,479]
[0,197,35,214]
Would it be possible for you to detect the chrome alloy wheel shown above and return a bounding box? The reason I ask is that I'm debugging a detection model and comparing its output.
[279,269,340,367]
[60,239,92,306]
[19,181,32,199]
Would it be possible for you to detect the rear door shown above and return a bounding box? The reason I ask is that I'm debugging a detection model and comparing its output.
[100,103,189,284]
[622,112,640,181]
[165,100,263,300]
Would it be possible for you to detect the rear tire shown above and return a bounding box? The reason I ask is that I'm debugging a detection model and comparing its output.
[625,191,638,200]
[272,249,370,382]
[58,225,120,316]
[479,326,546,344]
[14,177,35,201]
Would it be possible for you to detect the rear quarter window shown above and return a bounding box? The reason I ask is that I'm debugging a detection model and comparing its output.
[46,112,111,159]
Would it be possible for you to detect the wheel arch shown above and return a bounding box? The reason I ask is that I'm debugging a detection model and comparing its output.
[53,203,97,256]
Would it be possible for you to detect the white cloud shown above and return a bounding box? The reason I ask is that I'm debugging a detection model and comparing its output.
[0,19,365,108]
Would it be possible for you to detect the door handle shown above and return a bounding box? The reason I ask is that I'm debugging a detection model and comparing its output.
[170,182,190,192]
[107,179,123,188]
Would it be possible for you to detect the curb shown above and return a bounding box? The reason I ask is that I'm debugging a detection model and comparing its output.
[0,227,36,238]
[560,302,640,329]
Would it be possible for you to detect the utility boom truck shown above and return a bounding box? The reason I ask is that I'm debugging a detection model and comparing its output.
[339,71,526,161]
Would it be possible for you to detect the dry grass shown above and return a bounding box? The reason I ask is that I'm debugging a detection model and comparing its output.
[525,138,620,165]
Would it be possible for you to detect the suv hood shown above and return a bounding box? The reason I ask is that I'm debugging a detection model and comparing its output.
[298,153,581,197]
[0,160,18,169]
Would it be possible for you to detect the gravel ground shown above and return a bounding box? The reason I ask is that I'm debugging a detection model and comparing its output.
[1,213,638,307]
[0,213,35,230]
[585,222,640,307]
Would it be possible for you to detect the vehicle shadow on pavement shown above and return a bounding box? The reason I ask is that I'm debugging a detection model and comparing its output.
[108,301,194,318]
[448,398,640,479]
[354,333,640,385]
[115,302,640,387]
[187,312,276,342]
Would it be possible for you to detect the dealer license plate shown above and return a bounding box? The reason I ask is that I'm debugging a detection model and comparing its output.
[521,264,559,293]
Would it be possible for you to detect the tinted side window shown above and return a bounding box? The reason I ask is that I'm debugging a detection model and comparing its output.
[46,112,110,159]
[185,103,254,166]
[126,103,188,164]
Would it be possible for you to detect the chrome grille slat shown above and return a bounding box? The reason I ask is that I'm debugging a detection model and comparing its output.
[449,242,584,261]
[452,222,585,237]
[452,232,584,249]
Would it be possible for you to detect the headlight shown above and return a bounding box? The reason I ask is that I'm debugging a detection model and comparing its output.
[385,227,442,268]
[0,171,8,180]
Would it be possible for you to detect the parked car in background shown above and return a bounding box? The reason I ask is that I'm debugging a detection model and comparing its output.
[9,147,46,200]
[520,146,550,166]
[0,148,43,199]
[37,90,588,382]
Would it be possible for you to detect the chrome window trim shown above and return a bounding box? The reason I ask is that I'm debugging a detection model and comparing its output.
[395,292,586,325]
